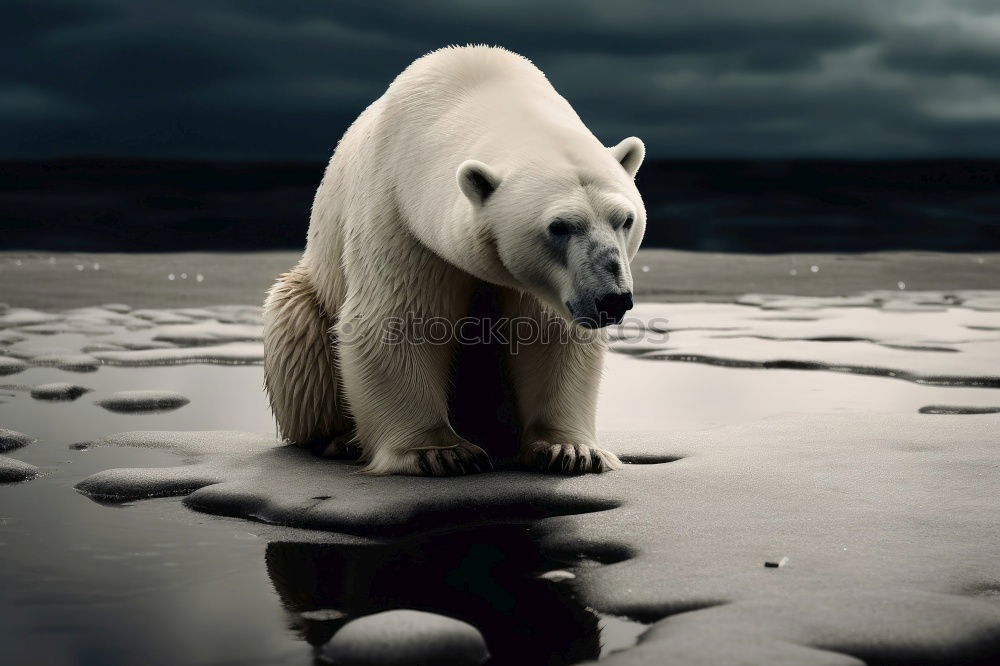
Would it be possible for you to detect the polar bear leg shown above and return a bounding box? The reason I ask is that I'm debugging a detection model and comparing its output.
[263,263,353,456]
[338,309,493,475]
[336,248,492,476]
[501,291,622,474]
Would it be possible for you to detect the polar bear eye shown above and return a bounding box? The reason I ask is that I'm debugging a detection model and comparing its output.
[548,220,575,237]
[622,215,634,231]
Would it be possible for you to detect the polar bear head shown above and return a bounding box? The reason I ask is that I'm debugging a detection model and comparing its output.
[457,136,645,328]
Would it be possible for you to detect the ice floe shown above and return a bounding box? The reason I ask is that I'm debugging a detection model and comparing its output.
[151,322,263,345]
[0,356,28,376]
[30,353,100,372]
[92,343,263,366]
[30,382,92,401]
[95,390,190,413]
[0,428,35,452]
[0,455,37,483]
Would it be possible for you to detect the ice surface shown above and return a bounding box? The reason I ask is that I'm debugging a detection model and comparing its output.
[2,293,999,663]
[151,322,263,345]
[75,413,1000,664]
[613,296,1000,388]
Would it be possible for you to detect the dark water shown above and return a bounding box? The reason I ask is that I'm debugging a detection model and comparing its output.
[268,527,602,663]
[2,158,1000,253]
[0,337,642,666]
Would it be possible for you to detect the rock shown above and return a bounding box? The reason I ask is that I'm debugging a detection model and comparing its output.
[30,383,92,401]
[0,428,35,453]
[322,610,489,666]
[0,455,38,482]
[95,390,190,413]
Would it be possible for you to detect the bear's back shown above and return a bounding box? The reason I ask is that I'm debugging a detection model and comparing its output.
[390,45,546,104]
[378,45,578,142]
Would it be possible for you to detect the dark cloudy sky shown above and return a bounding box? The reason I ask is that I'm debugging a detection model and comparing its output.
[6,0,1000,160]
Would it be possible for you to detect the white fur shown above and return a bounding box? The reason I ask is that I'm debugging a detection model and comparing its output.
[264,45,646,475]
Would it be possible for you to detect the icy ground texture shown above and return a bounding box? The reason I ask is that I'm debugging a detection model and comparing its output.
[611,292,1000,389]
[4,295,1000,664]
[75,418,1000,665]
[0,304,263,368]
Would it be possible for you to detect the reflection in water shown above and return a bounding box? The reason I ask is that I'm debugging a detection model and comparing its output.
[266,524,601,665]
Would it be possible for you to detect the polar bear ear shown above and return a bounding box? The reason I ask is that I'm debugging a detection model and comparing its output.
[457,160,501,206]
[610,137,645,178]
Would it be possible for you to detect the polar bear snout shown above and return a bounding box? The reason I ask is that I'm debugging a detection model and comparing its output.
[559,231,635,328]
[567,289,633,328]
[596,291,634,324]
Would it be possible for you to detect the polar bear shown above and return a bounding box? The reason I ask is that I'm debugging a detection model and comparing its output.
[264,45,645,476]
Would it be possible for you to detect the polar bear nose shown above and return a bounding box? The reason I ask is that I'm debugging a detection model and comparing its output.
[595,291,633,325]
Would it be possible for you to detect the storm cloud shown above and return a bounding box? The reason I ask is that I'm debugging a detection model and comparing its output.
[5,0,1000,159]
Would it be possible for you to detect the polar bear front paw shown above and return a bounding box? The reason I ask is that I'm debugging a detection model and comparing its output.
[518,440,622,474]
[414,442,493,476]
[363,440,493,476]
